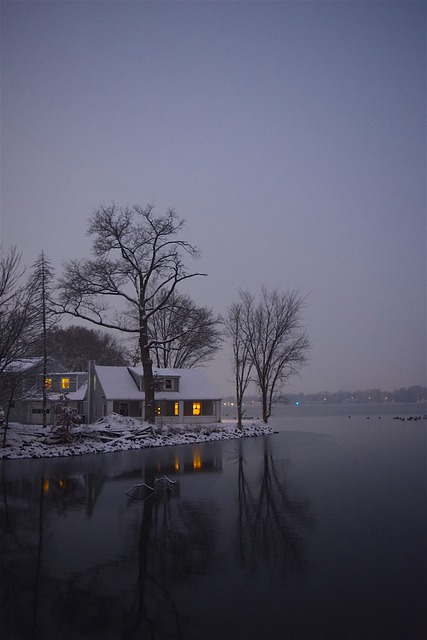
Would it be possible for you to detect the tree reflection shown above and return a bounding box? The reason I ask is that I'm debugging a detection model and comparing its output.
[0,438,312,638]
[124,463,219,639]
[1,449,222,639]
[234,437,314,579]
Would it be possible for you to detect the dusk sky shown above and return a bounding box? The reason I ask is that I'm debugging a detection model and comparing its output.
[1,1,426,397]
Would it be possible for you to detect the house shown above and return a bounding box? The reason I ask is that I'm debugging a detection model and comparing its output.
[90,364,222,424]
[0,357,86,425]
[1,360,222,425]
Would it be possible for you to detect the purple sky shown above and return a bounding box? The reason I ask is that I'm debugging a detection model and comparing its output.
[1,1,426,397]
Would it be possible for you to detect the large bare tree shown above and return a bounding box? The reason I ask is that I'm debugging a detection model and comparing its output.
[57,204,205,423]
[145,291,223,368]
[231,287,310,423]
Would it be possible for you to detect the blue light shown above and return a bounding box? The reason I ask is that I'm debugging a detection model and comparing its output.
[295,401,300,406]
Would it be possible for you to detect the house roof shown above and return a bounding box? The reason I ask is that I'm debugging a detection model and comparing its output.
[2,357,43,373]
[48,381,89,402]
[95,366,221,401]
[1,357,68,374]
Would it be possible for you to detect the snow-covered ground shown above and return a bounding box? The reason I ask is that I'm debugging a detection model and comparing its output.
[0,414,275,460]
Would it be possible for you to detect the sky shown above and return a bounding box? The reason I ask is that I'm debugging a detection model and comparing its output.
[1,0,426,397]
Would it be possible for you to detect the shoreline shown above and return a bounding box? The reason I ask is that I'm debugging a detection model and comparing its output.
[0,417,275,460]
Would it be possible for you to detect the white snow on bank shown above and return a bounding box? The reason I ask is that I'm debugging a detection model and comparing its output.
[0,414,276,460]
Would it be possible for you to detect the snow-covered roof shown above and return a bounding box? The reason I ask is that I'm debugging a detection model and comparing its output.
[96,366,143,400]
[96,366,221,400]
[1,357,68,374]
[2,358,43,373]
[48,381,88,402]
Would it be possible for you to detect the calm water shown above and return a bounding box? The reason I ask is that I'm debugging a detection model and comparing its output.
[1,403,426,640]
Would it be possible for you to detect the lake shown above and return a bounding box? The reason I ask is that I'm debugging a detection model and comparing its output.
[1,403,426,640]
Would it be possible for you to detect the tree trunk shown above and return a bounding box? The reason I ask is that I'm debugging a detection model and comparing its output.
[261,392,269,423]
[139,314,155,424]
[236,400,243,430]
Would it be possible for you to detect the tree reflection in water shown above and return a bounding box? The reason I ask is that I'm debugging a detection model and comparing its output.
[234,437,314,579]
[1,437,314,639]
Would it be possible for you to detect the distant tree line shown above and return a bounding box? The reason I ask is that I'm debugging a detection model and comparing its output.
[278,386,426,405]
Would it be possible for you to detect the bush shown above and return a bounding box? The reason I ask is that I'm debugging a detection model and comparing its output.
[54,393,83,443]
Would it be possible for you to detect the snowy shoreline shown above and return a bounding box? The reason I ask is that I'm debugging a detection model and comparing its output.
[0,414,276,460]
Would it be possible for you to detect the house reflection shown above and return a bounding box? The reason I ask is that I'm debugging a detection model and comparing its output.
[24,446,223,517]
[38,473,106,518]
[145,446,222,477]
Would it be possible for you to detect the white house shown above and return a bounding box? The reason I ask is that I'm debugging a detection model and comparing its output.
[90,364,222,424]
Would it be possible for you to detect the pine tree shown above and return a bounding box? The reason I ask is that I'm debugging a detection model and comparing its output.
[29,252,56,427]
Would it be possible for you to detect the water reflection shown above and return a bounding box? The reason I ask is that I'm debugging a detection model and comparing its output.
[233,438,314,579]
[1,436,312,639]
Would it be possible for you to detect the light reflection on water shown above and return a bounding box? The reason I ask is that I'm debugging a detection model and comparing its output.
[1,404,426,640]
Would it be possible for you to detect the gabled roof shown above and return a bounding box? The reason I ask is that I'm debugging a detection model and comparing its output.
[2,357,43,373]
[95,366,221,401]
[96,366,142,400]
[1,357,67,374]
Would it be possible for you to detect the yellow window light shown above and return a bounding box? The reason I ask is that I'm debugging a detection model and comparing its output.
[192,402,201,416]
[193,450,202,469]
[44,378,52,389]
[174,402,179,416]
[61,378,70,390]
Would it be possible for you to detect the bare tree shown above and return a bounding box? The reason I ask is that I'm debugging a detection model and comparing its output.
[46,325,130,370]
[236,287,310,423]
[224,302,253,428]
[57,204,205,423]
[143,291,223,368]
[0,246,36,373]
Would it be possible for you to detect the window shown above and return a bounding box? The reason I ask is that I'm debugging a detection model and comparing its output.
[184,400,214,417]
[165,379,173,390]
[156,401,180,417]
[32,408,50,414]
[61,378,70,390]
[45,378,52,389]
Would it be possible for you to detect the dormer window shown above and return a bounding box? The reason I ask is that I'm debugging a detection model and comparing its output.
[165,379,172,390]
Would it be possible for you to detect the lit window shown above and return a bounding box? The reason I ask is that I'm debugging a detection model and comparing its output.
[61,378,70,390]
[192,402,201,416]
[45,378,52,389]
[174,402,179,416]
[156,403,161,415]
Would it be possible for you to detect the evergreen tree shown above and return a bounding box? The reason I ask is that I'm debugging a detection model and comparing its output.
[29,252,56,427]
